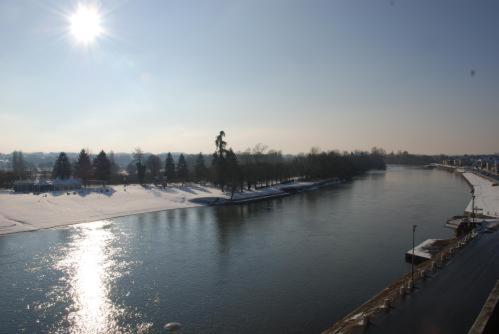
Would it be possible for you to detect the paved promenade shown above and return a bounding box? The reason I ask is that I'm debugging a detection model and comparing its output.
[462,172,499,218]
[366,230,499,334]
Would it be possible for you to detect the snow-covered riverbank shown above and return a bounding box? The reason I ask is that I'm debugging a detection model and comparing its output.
[0,180,340,235]
[461,172,499,218]
[0,184,227,235]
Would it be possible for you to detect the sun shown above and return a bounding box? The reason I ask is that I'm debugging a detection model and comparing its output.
[69,4,103,45]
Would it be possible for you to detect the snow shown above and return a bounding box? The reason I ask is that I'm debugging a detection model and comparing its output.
[462,172,499,218]
[228,181,336,202]
[230,187,286,201]
[445,217,464,230]
[0,179,340,235]
[406,239,442,260]
[0,184,227,235]
[52,178,81,187]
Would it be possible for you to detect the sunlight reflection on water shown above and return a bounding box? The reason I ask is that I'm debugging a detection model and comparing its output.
[0,167,470,333]
[51,220,123,333]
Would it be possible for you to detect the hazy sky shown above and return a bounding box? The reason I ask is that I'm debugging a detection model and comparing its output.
[0,0,498,155]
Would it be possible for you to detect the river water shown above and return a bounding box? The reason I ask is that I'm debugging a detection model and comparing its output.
[0,166,470,333]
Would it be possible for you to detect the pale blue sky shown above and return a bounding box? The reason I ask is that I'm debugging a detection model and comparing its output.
[0,0,498,154]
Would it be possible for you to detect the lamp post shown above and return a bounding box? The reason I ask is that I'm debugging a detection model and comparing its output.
[411,224,417,289]
[471,188,475,226]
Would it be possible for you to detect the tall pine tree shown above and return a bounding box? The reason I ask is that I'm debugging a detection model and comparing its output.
[176,154,189,185]
[93,150,111,183]
[52,152,72,179]
[213,131,228,191]
[194,153,207,182]
[74,149,92,186]
[215,131,226,158]
[164,152,176,185]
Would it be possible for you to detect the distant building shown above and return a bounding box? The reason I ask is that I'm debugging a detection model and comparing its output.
[33,179,52,193]
[13,180,34,192]
[13,178,82,192]
[52,178,82,191]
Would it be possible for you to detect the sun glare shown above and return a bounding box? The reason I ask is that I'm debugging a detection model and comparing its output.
[69,4,103,45]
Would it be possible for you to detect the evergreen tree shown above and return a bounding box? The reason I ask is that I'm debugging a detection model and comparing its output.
[213,130,229,191]
[176,154,189,185]
[11,151,25,179]
[93,150,111,182]
[194,153,208,182]
[215,131,227,158]
[164,152,176,184]
[52,152,72,179]
[74,149,92,185]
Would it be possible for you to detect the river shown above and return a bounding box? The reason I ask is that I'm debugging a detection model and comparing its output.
[0,166,470,333]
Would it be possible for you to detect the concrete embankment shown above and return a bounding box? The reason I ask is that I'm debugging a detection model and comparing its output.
[321,232,479,334]
[322,166,499,333]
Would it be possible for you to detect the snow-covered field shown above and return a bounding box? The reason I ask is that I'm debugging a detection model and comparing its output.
[0,184,227,235]
[462,172,499,218]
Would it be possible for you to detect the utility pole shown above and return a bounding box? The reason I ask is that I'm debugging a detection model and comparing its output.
[471,188,475,229]
[411,224,417,289]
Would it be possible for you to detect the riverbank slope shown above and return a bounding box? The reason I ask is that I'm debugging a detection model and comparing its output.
[0,180,339,235]
[0,184,227,235]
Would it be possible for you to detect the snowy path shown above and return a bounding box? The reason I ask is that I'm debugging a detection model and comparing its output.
[462,172,499,218]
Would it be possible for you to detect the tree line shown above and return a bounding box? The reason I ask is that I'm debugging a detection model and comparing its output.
[49,148,210,187]
[1,131,387,191]
[383,150,443,165]
[210,134,386,197]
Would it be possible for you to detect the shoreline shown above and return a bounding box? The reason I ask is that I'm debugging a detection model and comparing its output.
[322,165,499,333]
[201,178,343,206]
[461,172,499,218]
[0,179,342,236]
[0,184,222,236]
[434,164,499,218]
